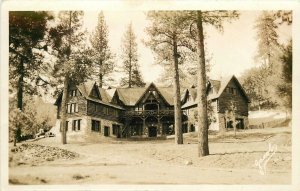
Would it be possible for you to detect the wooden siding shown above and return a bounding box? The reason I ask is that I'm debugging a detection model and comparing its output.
[218,79,249,116]
[87,100,120,122]
[57,88,87,119]
[135,87,171,110]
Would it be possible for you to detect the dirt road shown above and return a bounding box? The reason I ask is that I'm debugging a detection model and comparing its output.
[9,127,291,184]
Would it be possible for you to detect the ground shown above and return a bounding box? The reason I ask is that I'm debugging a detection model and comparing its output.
[9,125,291,185]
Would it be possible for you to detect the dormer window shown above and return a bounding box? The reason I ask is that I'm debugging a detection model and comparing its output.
[149,90,156,95]
[187,94,191,102]
[226,87,236,95]
[69,89,81,97]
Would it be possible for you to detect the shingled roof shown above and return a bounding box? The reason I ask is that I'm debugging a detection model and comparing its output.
[115,83,175,106]
[181,75,250,109]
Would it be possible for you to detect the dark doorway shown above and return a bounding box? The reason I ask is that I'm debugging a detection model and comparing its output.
[112,124,120,138]
[236,119,244,129]
[148,126,157,137]
[190,124,195,132]
[226,121,233,128]
[104,126,110,136]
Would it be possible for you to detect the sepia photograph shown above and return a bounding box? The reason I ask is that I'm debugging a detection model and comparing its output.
[1,0,299,190]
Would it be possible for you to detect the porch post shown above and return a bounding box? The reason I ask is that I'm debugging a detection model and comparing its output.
[158,117,162,136]
[187,121,191,132]
[142,117,147,137]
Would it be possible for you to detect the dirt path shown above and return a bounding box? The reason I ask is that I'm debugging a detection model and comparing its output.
[9,127,291,184]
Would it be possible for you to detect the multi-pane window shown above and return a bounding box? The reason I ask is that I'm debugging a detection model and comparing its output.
[69,89,81,97]
[226,87,236,95]
[72,119,81,131]
[96,104,100,112]
[91,120,100,132]
[67,103,78,113]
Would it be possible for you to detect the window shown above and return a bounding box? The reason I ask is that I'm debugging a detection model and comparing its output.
[69,89,79,97]
[226,87,236,95]
[91,120,100,132]
[67,103,78,113]
[187,94,190,102]
[72,119,81,131]
[96,104,100,112]
[75,103,78,112]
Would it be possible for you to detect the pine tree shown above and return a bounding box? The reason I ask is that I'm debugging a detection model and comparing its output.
[120,23,145,88]
[254,11,286,108]
[277,40,292,110]
[9,11,53,145]
[49,11,93,144]
[255,11,281,69]
[9,11,53,111]
[187,10,239,156]
[90,11,115,87]
[145,11,195,144]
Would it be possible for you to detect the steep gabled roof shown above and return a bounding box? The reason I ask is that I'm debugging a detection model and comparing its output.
[115,83,174,106]
[106,88,116,102]
[181,75,250,109]
[116,87,147,106]
[207,75,250,102]
[156,87,174,105]
[207,76,232,100]
[77,81,96,98]
[54,81,125,110]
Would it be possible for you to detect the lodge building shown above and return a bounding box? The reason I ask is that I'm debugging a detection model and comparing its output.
[53,75,250,142]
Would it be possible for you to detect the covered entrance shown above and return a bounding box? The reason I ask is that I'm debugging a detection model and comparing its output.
[148,126,157,137]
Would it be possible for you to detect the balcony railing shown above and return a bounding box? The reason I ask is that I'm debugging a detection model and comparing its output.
[123,110,174,117]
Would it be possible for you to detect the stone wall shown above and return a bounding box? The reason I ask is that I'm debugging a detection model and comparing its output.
[52,115,124,143]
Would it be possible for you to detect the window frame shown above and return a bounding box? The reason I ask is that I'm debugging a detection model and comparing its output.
[91,120,101,132]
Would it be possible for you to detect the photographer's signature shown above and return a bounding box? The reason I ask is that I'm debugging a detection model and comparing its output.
[255,143,277,175]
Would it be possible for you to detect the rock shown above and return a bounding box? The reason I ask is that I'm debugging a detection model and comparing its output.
[185,160,193,165]
[46,157,54,161]
[11,148,18,152]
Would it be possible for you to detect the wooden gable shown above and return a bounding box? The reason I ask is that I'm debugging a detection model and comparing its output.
[218,77,249,116]
[110,90,124,106]
[137,83,168,105]
[89,84,101,100]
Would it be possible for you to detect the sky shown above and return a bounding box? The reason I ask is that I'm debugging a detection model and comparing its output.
[83,11,291,83]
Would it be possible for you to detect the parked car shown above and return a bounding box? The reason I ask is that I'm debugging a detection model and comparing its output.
[35,129,45,138]
[45,132,55,137]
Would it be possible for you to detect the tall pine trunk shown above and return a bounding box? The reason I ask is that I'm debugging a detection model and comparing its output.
[17,59,24,111]
[172,37,183,144]
[15,59,24,146]
[99,60,103,88]
[196,11,209,156]
[60,75,69,144]
[129,56,132,88]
